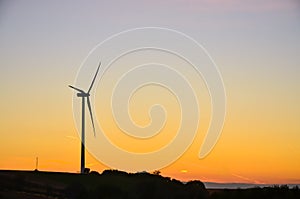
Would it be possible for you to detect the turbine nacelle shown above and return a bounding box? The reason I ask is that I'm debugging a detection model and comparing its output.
[76,92,90,97]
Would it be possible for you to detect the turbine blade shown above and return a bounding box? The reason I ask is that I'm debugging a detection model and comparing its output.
[88,62,101,94]
[87,97,96,137]
[69,85,85,93]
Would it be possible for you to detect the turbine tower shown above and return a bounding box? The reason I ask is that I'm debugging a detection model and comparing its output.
[69,62,101,174]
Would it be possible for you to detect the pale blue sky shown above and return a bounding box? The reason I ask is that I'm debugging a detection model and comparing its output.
[1,1,299,123]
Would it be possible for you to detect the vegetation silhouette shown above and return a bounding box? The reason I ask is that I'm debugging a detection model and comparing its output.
[0,169,299,199]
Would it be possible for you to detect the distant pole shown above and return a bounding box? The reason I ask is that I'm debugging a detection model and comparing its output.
[36,157,38,171]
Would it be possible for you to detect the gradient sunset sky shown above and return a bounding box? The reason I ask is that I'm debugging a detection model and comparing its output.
[0,0,300,184]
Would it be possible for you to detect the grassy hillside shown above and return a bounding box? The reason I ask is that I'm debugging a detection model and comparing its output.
[0,170,299,199]
[0,170,207,199]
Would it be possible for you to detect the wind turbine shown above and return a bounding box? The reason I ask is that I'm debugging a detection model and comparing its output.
[69,62,101,174]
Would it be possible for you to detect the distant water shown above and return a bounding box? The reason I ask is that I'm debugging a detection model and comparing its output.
[204,182,300,189]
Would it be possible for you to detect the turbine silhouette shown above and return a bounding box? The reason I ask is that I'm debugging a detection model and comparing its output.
[69,62,101,174]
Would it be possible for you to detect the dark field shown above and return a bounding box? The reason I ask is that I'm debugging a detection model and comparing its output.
[0,170,299,199]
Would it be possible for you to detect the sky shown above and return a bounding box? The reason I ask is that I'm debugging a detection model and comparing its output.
[0,0,300,184]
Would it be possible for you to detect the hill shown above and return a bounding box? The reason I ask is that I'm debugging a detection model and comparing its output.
[0,169,207,199]
[0,170,299,199]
